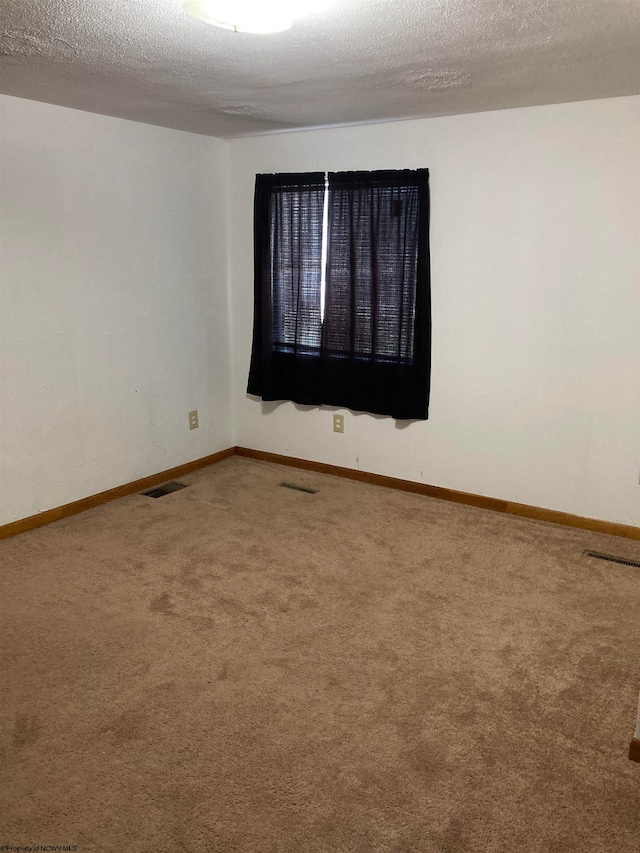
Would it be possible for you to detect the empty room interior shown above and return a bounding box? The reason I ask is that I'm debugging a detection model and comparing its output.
[1,1,639,851]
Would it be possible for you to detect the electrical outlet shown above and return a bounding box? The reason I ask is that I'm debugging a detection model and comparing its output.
[333,414,344,433]
[188,410,199,430]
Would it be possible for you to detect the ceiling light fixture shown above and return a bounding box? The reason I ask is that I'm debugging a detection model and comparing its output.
[183,0,331,34]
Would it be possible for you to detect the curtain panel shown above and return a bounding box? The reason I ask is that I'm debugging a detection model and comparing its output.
[247,169,431,420]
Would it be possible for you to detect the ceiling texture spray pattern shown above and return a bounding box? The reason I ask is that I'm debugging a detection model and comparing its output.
[1,0,639,137]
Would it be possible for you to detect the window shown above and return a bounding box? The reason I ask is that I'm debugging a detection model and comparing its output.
[248,169,431,420]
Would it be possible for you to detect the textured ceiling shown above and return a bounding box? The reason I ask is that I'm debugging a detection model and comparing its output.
[1,0,639,138]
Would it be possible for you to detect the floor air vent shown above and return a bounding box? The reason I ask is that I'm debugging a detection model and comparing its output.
[143,481,188,499]
[278,482,318,495]
[585,550,640,568]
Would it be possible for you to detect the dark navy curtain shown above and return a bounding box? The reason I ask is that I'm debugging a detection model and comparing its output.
[247,169,431,420]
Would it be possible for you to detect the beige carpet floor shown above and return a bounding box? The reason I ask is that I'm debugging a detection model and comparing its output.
[1,456,639,852]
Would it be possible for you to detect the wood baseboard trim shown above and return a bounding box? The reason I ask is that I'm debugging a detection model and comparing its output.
[0,447,235,541]
[2,445,638,543]
[629,738,640,763]
[234,447,640,541]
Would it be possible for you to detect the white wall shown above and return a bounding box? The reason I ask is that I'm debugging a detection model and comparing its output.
[0,96,232,526]
[228,97,640,527]
[2,95,638,529]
